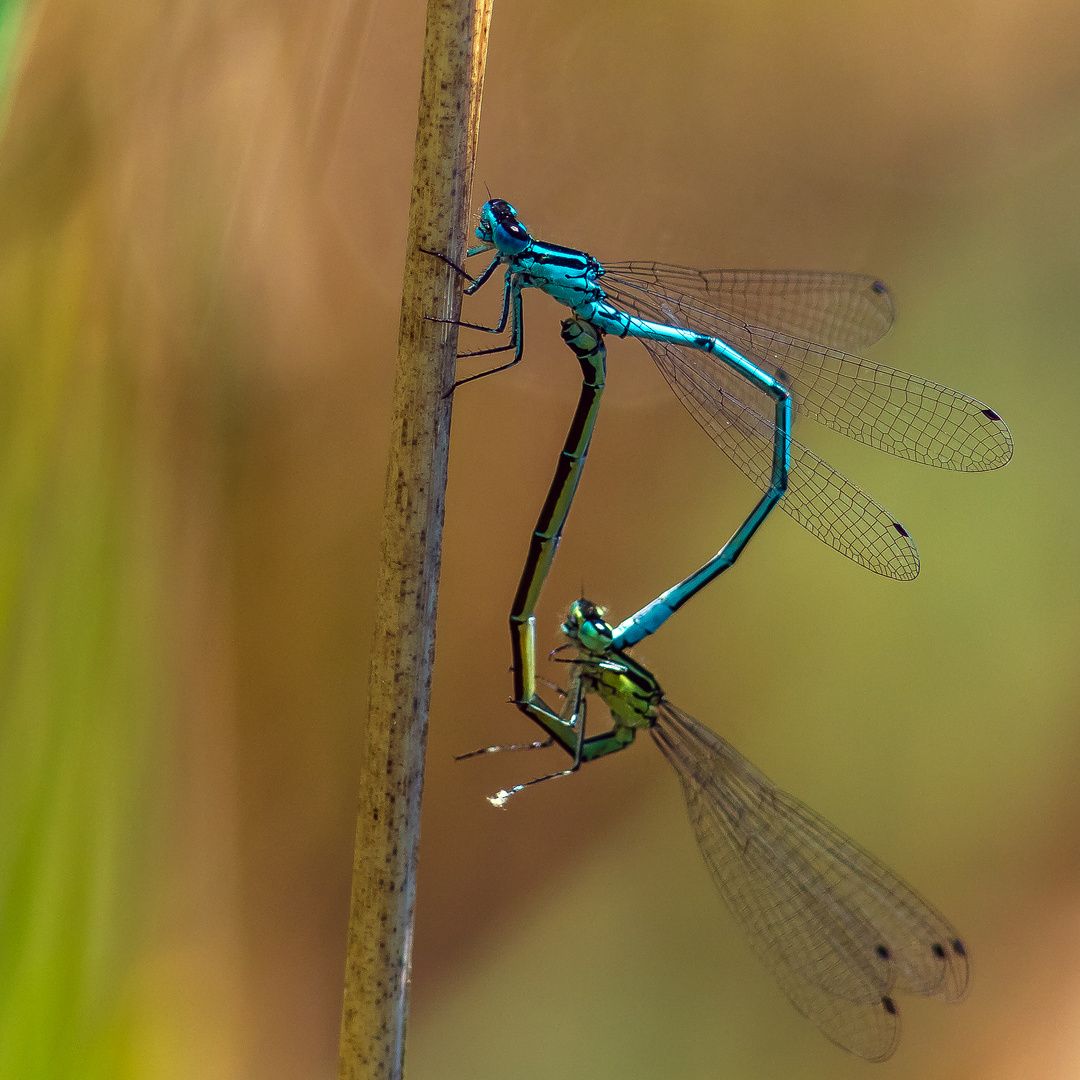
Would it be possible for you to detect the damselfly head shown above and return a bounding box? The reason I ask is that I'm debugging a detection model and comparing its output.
[478,198,531,255]
[561,598,613,654]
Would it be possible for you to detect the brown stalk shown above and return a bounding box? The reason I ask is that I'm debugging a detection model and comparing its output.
[337,1,492,1077]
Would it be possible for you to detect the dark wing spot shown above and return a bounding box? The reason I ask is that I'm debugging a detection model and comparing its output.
[892,521,911,538]
[950,939,967,957]
[881,996,898,1015]
[871,280,887,294]
[931,943,946,959]
[982,408,1002,422]
[876,944,891,960]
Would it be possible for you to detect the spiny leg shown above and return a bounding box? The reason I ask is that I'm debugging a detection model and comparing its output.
[453,679,564,762]
[432,266,513,335]
[419,247,487,286]
[420,246,522,398]
[419,245,508,295]
[487,685,587,808]
[448,285,526,391]
[455,737,555,761]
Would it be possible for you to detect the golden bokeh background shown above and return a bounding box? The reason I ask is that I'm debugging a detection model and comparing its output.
[1,1,1078,1078]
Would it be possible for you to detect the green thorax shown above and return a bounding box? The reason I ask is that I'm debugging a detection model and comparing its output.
[563,599,662,735]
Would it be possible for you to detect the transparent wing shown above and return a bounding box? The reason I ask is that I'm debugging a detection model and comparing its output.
[603,264,896,351]
[651,702,968,1062]
[602,265,1013,472]
[605,281,919,578]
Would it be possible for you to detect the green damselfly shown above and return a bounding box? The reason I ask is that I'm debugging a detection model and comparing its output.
[461,318,970,1061]
[490,594,970,1062]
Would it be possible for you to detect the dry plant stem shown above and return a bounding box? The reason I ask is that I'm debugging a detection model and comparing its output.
[338,1,492,1078]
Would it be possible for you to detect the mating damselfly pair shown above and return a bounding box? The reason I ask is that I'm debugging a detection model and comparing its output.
[440,200,1010,1060]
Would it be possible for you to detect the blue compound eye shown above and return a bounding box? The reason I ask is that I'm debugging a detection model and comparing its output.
[494,224,528,252]
[484,199,530,253]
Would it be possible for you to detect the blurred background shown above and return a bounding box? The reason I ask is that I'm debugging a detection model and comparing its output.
[0,0,1078,1077]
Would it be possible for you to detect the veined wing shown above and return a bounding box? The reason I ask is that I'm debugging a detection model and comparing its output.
[602,266,1013,472]
[634,328,919,579]
[602,264,895,351]
[651,702,968,1062]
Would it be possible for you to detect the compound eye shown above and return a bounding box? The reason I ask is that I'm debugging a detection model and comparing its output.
[494,220,529,252]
